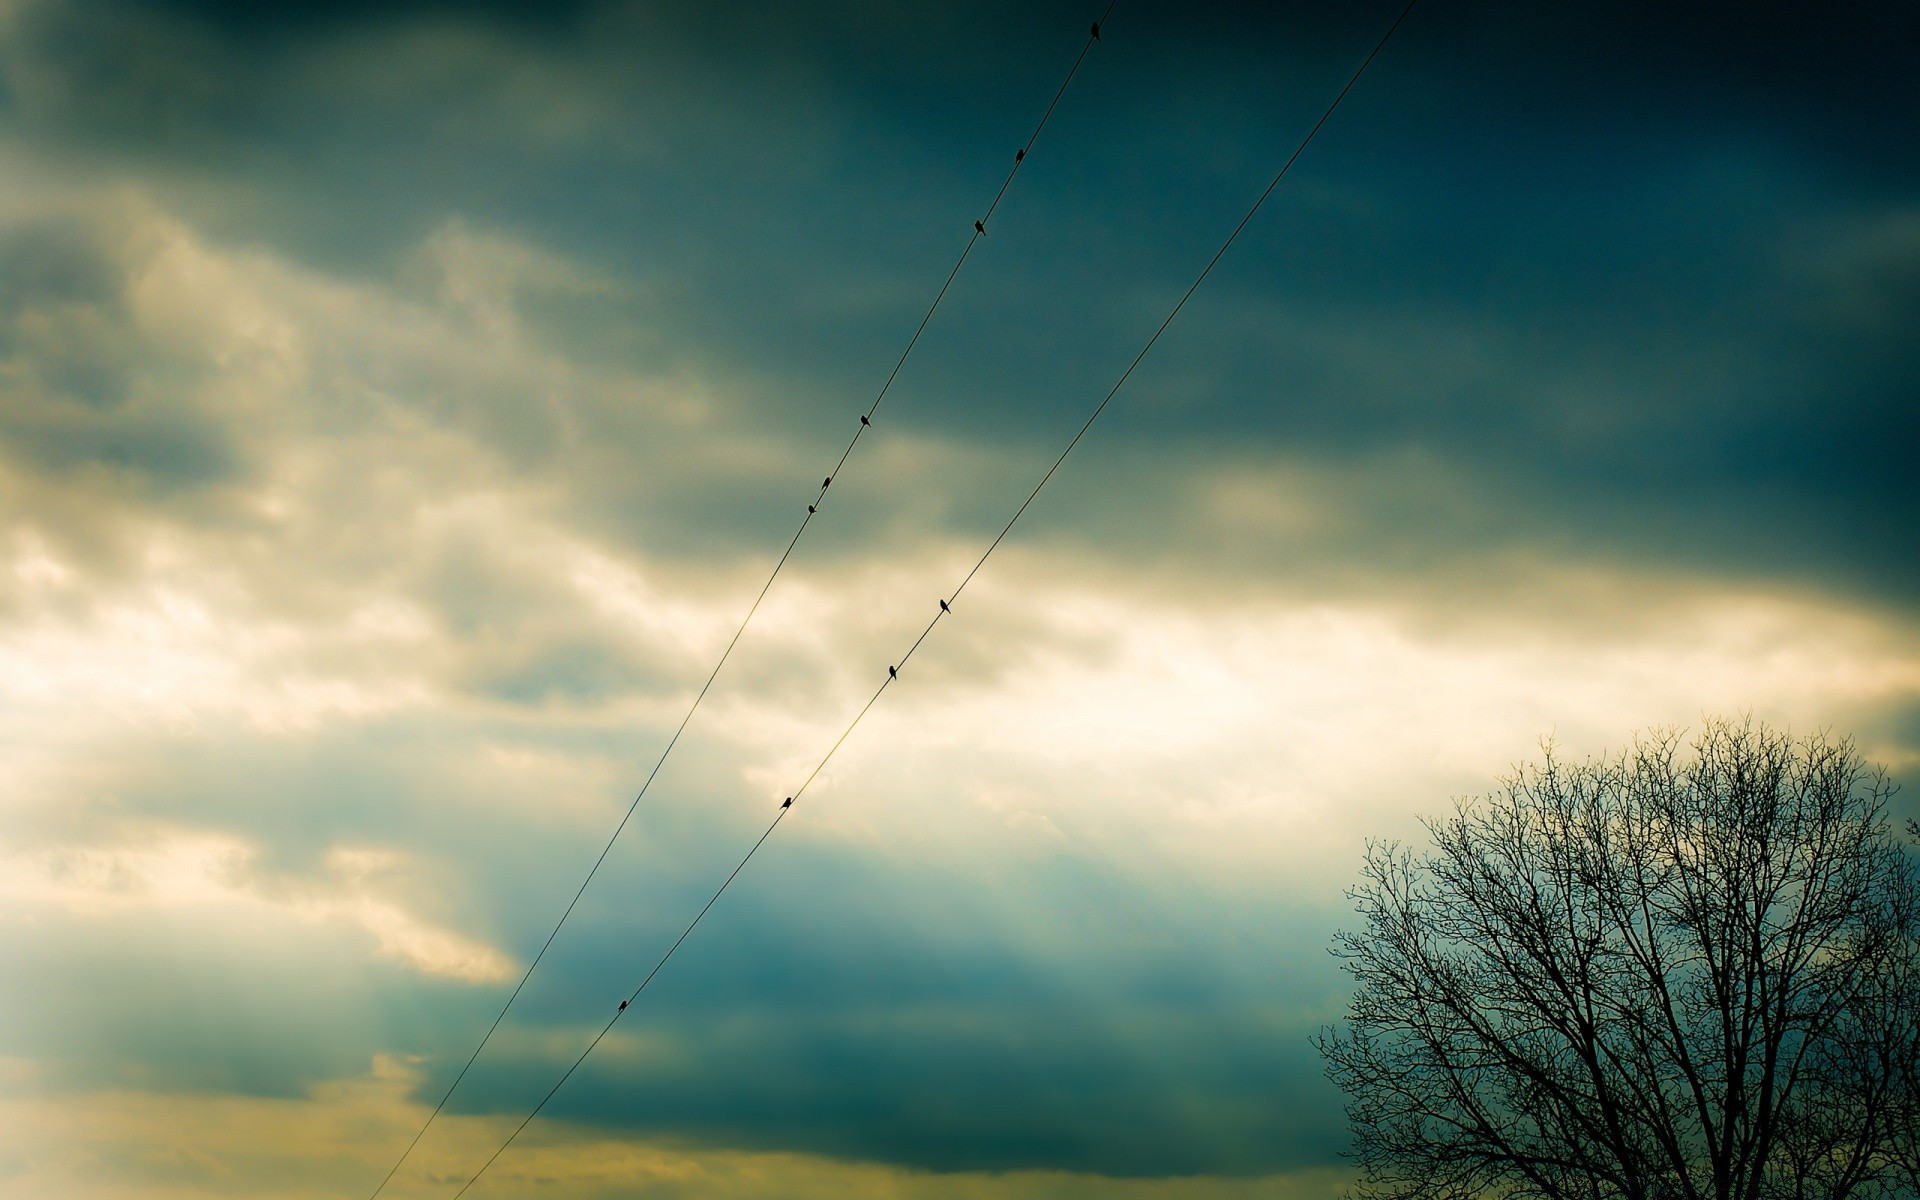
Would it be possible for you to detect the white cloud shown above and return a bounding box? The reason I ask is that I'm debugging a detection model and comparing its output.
[746,561,1920,890]
[0,829,514,984]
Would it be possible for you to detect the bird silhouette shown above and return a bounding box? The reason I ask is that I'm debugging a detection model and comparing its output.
[888,665,897,679]
[1015,148,1025,162]
[860,415,870,426]
[618,1000,628,1011]
[939,599,950,612]
[822,476,832,488]
[782,796,793,809]
[975,220,986,235]
[807,504,816,514]
[1090,21,1100,39]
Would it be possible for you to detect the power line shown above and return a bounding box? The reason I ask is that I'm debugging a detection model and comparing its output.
[442,2,1420,1193]
[362,10,1114,1198]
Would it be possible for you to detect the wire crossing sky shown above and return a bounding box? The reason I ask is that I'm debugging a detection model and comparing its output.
[361,7,1117,1197]
[439,2,1420,1192]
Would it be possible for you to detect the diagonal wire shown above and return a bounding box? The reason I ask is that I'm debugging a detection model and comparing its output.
[363,11,1115,1198]
[443,2,1420,1194]
[825,0,1117,483]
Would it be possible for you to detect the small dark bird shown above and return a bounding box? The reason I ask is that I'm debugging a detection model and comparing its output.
[888,665,898,679]
[782,796,793,809]
[975,220,985,235]
[823,476,832,488]
[860,415,870,426]
[1015,148,1025,162]
[618,1000,629,1011]
[1090,21,1100,39]
[939,599,950,612]
[807,504,816,514]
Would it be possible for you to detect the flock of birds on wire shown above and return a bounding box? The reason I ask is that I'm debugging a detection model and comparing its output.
[359,3,1421,1194]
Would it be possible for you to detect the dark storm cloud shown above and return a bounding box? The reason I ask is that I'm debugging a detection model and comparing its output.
[483,841,1349,1176]
[11,0,1903,606]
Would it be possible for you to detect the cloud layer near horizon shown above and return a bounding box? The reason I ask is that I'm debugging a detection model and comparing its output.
[1,1,1916,1197]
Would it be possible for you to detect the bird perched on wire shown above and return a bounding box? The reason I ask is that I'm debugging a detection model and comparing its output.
[975,220,986,235]
[938,599,950,613]
[618,1000,628,1012]
[888,665,898,679]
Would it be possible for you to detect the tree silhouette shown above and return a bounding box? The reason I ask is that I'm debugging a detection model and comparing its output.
[1317,720,1920,1200]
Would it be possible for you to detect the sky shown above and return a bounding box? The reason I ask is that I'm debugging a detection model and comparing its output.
[1,0,1917,1197]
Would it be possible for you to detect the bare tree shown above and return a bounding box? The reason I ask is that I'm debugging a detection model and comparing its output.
[1316,719,1920,1200]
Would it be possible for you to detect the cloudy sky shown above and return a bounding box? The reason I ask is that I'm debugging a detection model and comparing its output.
[2,0,1917,1196]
